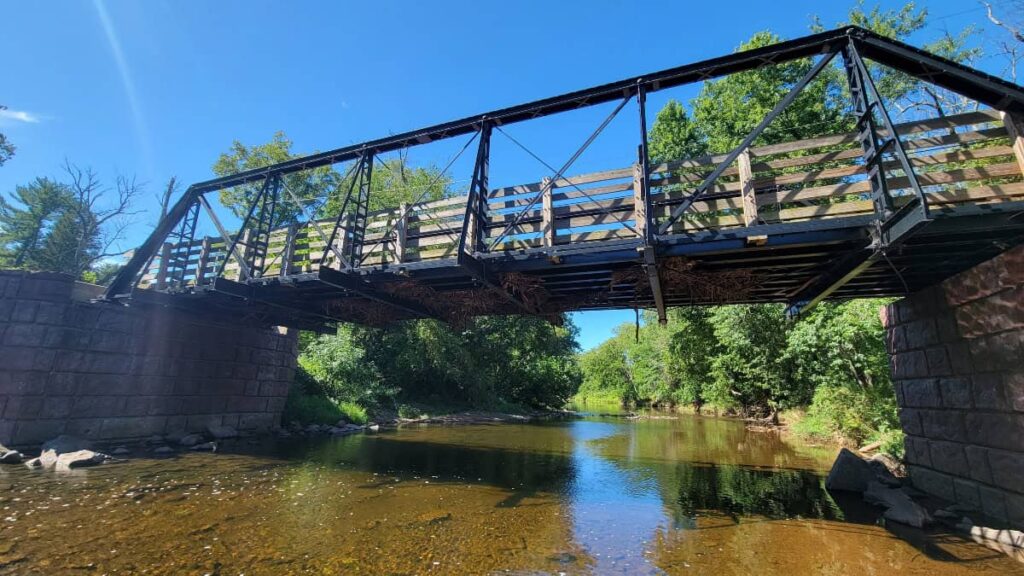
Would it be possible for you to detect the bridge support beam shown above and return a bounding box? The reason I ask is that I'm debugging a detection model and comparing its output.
[883,244,1024,529]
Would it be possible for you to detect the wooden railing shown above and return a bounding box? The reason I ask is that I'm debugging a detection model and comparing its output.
[139,108,1024,289]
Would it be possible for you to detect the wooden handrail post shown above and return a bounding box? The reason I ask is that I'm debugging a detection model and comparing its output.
[337,214,353,268]
[541,177,555,247]
[195,237,211,286]
[1003,111,1024,177]
[632,162,646,239]
[237,229,252,280]
[280,223,298,278]
[155,242,171,290]
[738,148,767,246]
[395,203,408,263]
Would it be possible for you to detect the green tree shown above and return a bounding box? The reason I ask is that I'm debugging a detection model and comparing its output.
[0,105,15,167]
[705,305,806,419]
[648,100,706,164]
[213,131,343,226]
[690,31,852,155]
[296,314,581,415]
[212,133,453,227]
[31,206,101,277]
[0,178,70,267]
[578,330,633,404]
[812,1,981,118]
[0,164,139,278]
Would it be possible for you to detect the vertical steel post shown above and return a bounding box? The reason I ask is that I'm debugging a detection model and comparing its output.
[636,81,655,245]
[459,122,492,258]
[347,154,374,266]
[636,82,666,324]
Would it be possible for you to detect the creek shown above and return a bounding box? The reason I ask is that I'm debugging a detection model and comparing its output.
[0,409,1020,574]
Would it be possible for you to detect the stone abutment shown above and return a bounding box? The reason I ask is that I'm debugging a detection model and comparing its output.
[0,270,297,447]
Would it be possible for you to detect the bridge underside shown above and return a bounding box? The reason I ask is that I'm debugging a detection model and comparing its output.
[107,26,1024,331]
[127,203,1024,330]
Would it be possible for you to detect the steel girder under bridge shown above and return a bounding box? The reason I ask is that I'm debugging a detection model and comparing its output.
[104,26,1024,331]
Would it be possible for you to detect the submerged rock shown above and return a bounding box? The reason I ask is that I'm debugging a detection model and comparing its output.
[190,442,217,452]
[23,457,42,469]
[864,481,932,528]
[825,448,875,492]
[110,446,131,456]
[0,450,23,465]
[38,435,96,469]
[153,446,175,455]
[55,450,108,471]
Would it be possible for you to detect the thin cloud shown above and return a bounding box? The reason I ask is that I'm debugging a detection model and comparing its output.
[0,108,41,123]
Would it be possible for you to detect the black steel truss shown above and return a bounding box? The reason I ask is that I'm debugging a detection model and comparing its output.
[164,199,200,290]
[104,25,1024,326]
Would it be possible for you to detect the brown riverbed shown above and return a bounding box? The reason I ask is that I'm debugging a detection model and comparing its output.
[1,412,1020,575]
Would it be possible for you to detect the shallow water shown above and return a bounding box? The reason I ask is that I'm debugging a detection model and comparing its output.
[1,412,1020,575]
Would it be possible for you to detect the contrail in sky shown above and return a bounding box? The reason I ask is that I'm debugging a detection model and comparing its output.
[92,0,156,180]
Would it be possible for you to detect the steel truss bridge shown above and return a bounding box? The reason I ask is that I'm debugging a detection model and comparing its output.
[104,27,1024,331]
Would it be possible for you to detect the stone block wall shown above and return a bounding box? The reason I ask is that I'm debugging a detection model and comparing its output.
[0,270,298,447]
[882,244,1024,527]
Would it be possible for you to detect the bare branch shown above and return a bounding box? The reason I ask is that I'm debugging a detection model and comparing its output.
[982,2,1024,44]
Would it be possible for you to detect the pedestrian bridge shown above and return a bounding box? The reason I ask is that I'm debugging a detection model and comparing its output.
[104,26,1024,330]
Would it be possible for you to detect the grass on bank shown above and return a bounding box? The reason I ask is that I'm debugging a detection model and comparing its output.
[281,389,369,426]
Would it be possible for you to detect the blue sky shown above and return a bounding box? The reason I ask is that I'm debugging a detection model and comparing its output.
[0,0,1010,350]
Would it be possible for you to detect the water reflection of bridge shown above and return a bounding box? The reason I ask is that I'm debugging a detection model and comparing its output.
[105,26,1024,330]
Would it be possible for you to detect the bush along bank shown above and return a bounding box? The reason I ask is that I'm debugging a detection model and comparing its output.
[283,315,582,427]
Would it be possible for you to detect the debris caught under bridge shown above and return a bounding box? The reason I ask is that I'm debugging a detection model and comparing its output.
[104,26,1024,331]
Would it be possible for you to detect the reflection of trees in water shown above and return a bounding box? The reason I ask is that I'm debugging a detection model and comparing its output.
[668,463,841,526]
[588,419,841,526]
[295,433,577,496]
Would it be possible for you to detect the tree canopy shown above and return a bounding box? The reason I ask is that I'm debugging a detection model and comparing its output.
[212,132,452,227]
[0,165,138,279]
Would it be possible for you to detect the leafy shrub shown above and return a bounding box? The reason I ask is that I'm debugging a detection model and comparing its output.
[338,401,368,425]
[299,325,394,405]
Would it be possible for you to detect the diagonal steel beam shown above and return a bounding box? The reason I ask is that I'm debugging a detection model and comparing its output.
[199,195,252,282]
[784,247,881,318]
[853,31,1024,115]
[488,94,633,251]
[658,49,839,235]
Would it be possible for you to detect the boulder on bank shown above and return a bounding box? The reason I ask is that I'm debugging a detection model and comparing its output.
[206,424,238,440]
[179,434,203,447]
[41,435,93,455]
[54,450,108,471]
[825,448,876,492]
[864,481,932,528]
[868,453,905,481]
[39,435,96,469]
